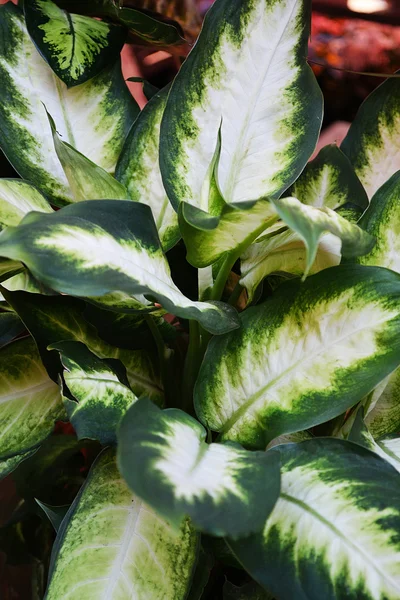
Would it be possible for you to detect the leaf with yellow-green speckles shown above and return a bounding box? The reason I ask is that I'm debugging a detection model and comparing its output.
[195,265,400,449]
[45,448,199,600]
[2,290,164,404]
[0,337,65,459]
[51,341,138,445]
[0,311,25,349]
[117,398,281,538]
[0,200,239,334]
[228,438,400,600]
[0,449,37,481]
[116,85,180,252]
[240,144,370,301]
[24,0,126,87]
[361,370,400,439]
[160,0,322,211]
[0,3,138,206]
[341,74,400,199]
[0,179,53,231]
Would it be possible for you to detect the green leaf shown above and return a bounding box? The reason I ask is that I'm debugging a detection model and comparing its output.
[364,370,400,438]
[0,200,240,335]
[341,74,400,198]
[24,0,126,87]
[228,439,400,600]
[289,144,369,215]
[356,171,400,272]
[2,291,164,403]
[117,398,281,538]
[45,448,199,599]
[116,85,180,251]
[179,198,278,268]
[0,179,53,230]
[0,337,65,459]
[35,499,69,532]
[126,77,159,101]
[195,265,400,449]
[47,111,129,202]
[52,340,137,445]
[160,0,322,209]
[0,311,25,348]
[269,196,374,278]
[0,3,139,205]
[0,449,37,481]
[223,580,273,600]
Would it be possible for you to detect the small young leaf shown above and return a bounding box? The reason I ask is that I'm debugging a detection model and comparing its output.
[195,265,400,448]
[24,0,126,87]
[228,439,400,600]
[45,448,199,599]
[117,398,281,538]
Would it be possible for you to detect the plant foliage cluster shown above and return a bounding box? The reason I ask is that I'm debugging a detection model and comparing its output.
[1,0,400,598]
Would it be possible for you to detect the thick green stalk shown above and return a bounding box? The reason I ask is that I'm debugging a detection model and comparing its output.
[145,315,173,406]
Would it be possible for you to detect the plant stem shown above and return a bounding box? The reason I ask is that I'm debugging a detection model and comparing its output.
[182,320,201,414]
[228,281,243,307]
[145,315,172,405]
[209,252,239,302]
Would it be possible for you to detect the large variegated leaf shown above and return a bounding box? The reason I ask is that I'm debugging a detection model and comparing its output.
[2,291,164,403]
[0,3,139,205]
[270,196,374,278]
[24,0,125,87]
[0,449,36,481]
[48,112,129,202]
[0,179,53,230]
[341,75,400,199]
[116,86,179,251]
[229,439,400,600]
[0,311,25,349]
[240,145,369,301]
[0,337,65,459]
[0,201,239,334]
[117,398,280,538]
[160,0,322,209]
[240,230,341,302]
[289,144,368,215]
[356,171,400,272]
[52,341,138,444]
[363,370,400,439]
[45,448,199,600]
[195,265,400,449]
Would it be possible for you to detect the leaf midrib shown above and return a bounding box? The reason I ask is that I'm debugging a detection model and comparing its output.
[280,491,400,592]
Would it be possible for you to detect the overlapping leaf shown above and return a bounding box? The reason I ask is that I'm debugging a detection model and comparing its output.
[160,0,322,209]
[0,311,25,349]
[24,0,126,87]
[45,448,199,599]
[0,179,52,230]
[342,74,400,198]
[0,201,239,334]
[229,439,400,600]
[195,265,400,448]
[116,85,179,251]
[0,337,65,459]
[118,398,280,538]
[0,3,138,205]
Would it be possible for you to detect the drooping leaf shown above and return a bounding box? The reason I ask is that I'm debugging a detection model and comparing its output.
[179,199,278,268]
[347,409,400,474]
[0,179,53,230]
[24,0,126,87]
[0,337,65,459]
[229,439,400,600]
[0,3,139,205]
[195,265,400,449]
[47,111,129,202]
[2,291,164,403]
[45,448,199,599]
[35,499,69,532]
[117,398,281,538]
[341,74,400,198]
[0,449,37,481]
[269,196,374,278]
[0,311,25,348]
[52,341,137,444]
[0,201,239,335]
[116,85,180,251]
[160,0,322,209]
[240,229,341,303]
[289,144,369,216]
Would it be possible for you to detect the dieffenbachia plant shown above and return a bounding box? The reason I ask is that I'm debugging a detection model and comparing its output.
[1,0,400,598]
